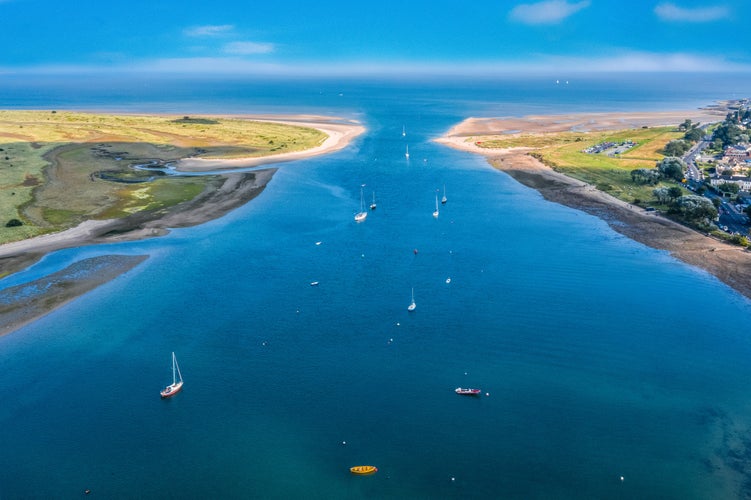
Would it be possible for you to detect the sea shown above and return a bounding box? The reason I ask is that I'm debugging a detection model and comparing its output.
[1,73,751,499]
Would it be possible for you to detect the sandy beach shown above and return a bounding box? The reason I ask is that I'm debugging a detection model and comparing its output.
[0,116,364,334]
[175,117,365,171]
[437,110,751,301]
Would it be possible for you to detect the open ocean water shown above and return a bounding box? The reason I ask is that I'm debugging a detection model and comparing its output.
[1,73,751,498]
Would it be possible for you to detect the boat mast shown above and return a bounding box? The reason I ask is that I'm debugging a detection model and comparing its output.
[174,353,182,383]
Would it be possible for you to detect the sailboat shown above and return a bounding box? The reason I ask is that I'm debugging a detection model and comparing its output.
[405,145,410,159]
[370,191,377,210]
[432,195,439,218]
[354,185,368,222]
[441,185,447,205]
[402,125,406,137]
[160,352,183,398]
[407,288,416,311]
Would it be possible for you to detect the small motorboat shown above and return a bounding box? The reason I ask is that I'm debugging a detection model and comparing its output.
[455,387,481,395]
[310,281,319,286]
[350,465,378,475]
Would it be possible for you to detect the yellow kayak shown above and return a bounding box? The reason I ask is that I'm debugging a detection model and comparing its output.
[350,465,378,475]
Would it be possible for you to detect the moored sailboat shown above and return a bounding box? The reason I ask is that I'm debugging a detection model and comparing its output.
[354,185,368,222]
[370,191,377,210]
[405,144,410,159]
[432,194,439,218]
[160,352,183,398]
[441,185,447,204]
[408,288,416,311]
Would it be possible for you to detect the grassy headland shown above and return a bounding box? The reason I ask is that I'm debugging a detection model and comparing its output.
[475,126,685,206]
[0,110,328,244]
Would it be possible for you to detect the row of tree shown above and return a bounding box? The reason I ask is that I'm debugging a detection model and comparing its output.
[631,156,718,227]
[712,106,750,148]
[631,157,686,185]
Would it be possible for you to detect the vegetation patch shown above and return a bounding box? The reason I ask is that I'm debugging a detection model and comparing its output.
[0,111,327,244]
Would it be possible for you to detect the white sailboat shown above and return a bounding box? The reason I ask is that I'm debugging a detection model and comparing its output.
[407,288,416,311]
[405,145,410,159]
[402,125,406,137]
[370,191,377,210]
[354,185,368,222]
[160,352,183,399]
[441,185,447,205]
[432,194,439,218]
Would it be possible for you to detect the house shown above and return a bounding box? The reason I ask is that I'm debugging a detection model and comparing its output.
[710,174,751,191]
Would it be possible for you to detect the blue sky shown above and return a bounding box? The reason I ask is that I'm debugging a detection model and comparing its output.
[1,0,749,76]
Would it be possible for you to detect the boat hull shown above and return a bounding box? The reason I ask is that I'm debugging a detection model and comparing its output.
[161,381,184,398]
[455,387,481,395]
[350,466,378,475]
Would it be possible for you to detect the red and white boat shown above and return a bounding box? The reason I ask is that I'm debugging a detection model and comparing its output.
[160,352,184,398]
[455,387,481,395]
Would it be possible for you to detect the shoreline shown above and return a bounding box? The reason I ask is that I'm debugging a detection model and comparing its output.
[437,110,751,302]
[0,116,364,334]
[175,117,365,171]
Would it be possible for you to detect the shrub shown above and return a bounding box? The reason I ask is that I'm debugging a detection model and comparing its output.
[5,218,23,227]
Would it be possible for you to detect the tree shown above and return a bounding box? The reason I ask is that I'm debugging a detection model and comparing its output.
[678,119,693,131]
[717,182,740,195]
[630,168,660,185]
[667,186,683,200]
[653,187,671,204]
[676,195,718,223]
[663,140,690,156]
[657,157,686,181]
[684,128,702,142]
[713,122,743,146]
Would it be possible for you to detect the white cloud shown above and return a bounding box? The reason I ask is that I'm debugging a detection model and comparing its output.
[184,24,235,37]
[540,51,742,72]
[654,3,729,22]
[2,51,750,77]
[509,0,590,25]
[222,41,274,55]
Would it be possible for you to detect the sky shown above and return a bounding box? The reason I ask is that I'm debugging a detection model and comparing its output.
[0,0,749,77]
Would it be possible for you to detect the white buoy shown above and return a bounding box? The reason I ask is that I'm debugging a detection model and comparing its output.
[396,322,400,326]
[620,476,624,482]
[486,393,490,396]
[342,441,347,445]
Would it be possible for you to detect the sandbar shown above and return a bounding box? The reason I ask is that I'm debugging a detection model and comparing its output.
[437,109,751,301]
[175,117,365,171]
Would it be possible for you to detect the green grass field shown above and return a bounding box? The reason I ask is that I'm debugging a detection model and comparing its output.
[478,126,687,205]
[0,111,328,244]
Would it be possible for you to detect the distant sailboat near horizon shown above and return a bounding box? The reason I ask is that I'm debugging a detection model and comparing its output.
[432,194,439,218]
[405,144,410,159]
[441,185,447,205]
[354,185,368,222]
[160,352,183,399]
[408,288,416,311]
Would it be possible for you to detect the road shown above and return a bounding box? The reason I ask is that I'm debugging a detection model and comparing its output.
[681,127,749,235]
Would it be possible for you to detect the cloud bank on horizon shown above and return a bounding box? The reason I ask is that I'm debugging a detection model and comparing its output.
[0,0,747,77]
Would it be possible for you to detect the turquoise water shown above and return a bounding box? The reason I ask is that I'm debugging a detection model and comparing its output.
[1,75,751,498]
